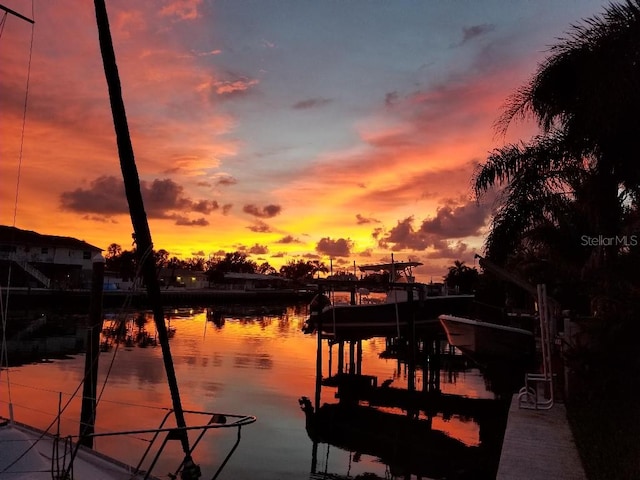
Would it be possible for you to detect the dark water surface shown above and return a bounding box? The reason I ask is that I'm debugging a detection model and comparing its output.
[1,301,515,479]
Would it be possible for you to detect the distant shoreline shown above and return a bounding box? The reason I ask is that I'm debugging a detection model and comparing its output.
[3,286,315,310]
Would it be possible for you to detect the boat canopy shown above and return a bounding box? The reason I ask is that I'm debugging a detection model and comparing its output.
[358,261,423,272]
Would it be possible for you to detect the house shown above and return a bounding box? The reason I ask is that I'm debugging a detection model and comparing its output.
[0,225,103,289]
[219,272,291,291]
[157,267,209,289]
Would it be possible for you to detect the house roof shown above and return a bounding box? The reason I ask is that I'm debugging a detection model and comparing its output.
[359,261,423,272]
[158,267,207,277]
[224,272,290,282]
[0,225,102,251]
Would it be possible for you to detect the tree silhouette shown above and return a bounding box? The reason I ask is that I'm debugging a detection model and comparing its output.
[444,260,479,294]
[474,1,640,313]
[279,259,328,281]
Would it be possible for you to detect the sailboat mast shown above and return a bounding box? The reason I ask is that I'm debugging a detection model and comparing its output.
[92,1,198,475]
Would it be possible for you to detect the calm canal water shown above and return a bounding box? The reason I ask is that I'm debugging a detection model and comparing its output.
[1,300,517,479]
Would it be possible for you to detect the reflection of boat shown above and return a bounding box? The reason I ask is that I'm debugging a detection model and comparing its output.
[299,395,501,479]
[305,261,474,338]
[301,312,511,480]
[439,314,535,363]
[208,303,286,320]
[300,398,474,476]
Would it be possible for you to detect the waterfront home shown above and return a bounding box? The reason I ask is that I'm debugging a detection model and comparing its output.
[157,267,209,289]
[0,225,102,289]
[218,272,292,291]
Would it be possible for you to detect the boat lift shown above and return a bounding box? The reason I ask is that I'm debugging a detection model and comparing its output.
[475,255,555,409]
[517,284,555,409]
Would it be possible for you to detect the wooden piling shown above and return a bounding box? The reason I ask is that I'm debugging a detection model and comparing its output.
[79,254,105,448]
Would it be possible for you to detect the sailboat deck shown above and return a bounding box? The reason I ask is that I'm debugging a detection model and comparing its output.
[0,419,156,479]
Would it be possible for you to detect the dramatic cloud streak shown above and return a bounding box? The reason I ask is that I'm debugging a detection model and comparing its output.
[0,0,609,278]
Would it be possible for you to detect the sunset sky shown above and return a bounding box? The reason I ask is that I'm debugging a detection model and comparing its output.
[1,0,609,280]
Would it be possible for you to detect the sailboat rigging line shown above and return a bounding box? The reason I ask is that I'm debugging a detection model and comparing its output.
[3,322,139,475]
[0,0,35,428]
[0,284,14,416]
[93,0,195,471]
[3,285,146,475]
[7,381,170,411]
[4,2,35,231]
[0,362,90,475]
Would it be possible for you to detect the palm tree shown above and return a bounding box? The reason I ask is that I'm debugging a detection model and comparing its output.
[474,133,585,262]
[474,1,640,307]
[496,1,640,185]
[279,260,328,282]
[444,260,479,294]
[106,243,122,259]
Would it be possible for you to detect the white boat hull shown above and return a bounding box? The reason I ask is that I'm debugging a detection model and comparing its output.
[438,314,535,362]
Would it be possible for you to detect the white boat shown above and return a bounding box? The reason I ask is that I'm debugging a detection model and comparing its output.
[0,419,156,479]
[438,314,535,363]
[305,261,474,338]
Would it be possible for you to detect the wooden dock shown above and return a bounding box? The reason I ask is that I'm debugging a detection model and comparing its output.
[497,395,586,480]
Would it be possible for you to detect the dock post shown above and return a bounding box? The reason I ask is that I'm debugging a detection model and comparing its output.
[338,340,344,374]
[79,254,105,448]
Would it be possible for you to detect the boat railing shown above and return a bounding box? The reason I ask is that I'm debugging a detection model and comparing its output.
[60,408,257,479]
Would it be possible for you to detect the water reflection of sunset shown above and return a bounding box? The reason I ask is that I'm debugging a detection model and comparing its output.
[2,302,511,478]
[433,415,481,447]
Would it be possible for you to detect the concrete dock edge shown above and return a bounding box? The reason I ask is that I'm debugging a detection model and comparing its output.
[497,394,586,480]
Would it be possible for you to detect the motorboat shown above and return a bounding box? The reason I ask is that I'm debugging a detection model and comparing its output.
[439,314,535,363]
[304,260,474,338]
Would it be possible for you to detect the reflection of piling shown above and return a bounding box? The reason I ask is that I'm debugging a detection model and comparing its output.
[314,315,323,416]
[407,288,416,393]
[79,255,105,448]
[326,338,364,377]
[422,337,441,393]
[349,340,356,374]
[311,312,324,475]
